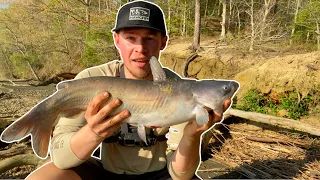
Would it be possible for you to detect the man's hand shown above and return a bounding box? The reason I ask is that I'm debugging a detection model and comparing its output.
[183,99,231,138]
[70,92,130,160]
[84,92,130,140]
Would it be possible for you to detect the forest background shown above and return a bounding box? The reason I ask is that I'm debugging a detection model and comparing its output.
[0,0,319,80]
[0,0,319,179]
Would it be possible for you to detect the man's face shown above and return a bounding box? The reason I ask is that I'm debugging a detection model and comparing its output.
[113,28,168,80]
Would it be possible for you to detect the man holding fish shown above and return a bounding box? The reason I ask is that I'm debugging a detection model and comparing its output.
[24,1,233,179]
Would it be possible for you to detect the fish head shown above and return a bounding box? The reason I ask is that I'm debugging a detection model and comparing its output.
[193,79,240,115]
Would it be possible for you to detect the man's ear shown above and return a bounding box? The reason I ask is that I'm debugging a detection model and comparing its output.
[160,36,168,51]
[113,32,120,49]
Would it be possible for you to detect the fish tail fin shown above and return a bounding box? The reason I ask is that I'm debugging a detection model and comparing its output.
[1,104,53,159]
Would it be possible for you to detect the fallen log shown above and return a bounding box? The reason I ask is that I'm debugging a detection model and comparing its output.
[0,117,17,130]
[0,146,33,158]
[0,154,46,174]
[225,108,320,136]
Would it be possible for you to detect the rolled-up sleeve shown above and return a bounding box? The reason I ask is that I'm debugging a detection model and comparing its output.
[50,114,87,169]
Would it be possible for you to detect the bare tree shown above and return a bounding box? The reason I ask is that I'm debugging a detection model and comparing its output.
[316,20,320,51]
[191,0,201,52]
[290,0,301,44]
[181,0,188,36]
[261,0,277,39]
[219,0,227,41]
[247,0,255,51]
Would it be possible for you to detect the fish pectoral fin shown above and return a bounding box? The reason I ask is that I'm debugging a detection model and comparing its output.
[150,56,166,82]
[195,106,209,126]
[137,124,148,145]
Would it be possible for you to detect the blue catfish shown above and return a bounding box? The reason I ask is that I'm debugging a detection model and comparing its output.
[1,57,239,159]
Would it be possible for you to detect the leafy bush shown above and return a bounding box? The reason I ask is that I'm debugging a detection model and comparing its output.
[9,54,43,79]
[236,89,316,120]
[79,30,117,67]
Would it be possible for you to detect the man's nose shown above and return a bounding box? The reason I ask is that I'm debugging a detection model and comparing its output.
[135,40,147,53]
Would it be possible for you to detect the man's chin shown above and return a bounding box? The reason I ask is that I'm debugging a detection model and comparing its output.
[132,70,150,80]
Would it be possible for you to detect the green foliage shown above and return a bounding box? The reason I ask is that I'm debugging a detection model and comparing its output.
[80,29,117,67]
[237,89,268,114]
[279,93,312,120]
[9,54,42,79]
[236,89,317,120]
[293,1,320,42]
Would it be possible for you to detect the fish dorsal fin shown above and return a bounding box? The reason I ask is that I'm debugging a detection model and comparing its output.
[164,68,182,80]
[150,56,166,82]
[56,80,70,90]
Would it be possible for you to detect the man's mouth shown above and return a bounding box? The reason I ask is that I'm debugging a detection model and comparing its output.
[132,58,149,68]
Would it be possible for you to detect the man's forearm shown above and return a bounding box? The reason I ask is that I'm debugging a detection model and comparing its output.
[171,134,201,175]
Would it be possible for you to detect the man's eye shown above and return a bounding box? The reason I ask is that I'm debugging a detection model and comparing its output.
[126,37,134,40]
[146,37,154,41]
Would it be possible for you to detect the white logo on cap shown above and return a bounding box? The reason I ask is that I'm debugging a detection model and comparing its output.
[129,7,150,21]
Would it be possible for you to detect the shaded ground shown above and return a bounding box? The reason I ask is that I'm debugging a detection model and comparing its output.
[197,118,320,179]
[0,36,319,179]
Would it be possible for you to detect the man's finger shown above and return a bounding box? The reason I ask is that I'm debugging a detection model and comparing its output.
[86,92,110,117]
[96,98,122,120]
[102,110,130,128]
[212,111,222,124]
[223,98,232,112]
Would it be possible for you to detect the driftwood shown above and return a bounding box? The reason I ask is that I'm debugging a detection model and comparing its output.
[26,61,40,81]
[225,108,320,136]
[34,72,77,86]
[0,146,33,158]
[56,72,77,80]
[0,154,46,174]
[0,117,16,130]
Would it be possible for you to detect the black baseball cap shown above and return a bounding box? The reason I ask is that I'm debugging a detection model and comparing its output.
[112,0,167,35]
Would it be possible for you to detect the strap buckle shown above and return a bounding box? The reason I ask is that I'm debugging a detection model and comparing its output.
[123,139,136,146]
[148,137,157,145]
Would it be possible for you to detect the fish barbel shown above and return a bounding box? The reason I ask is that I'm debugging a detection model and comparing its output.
[0,57,240,159]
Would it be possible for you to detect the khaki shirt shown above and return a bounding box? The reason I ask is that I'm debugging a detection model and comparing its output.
[50,60,198,179]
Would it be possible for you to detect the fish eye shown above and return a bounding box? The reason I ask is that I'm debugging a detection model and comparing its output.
[222,85,229,91]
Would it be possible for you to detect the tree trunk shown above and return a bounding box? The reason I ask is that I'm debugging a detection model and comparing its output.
[27,61,40,81]
[217,0,221,16]
[249,0,254,51]
[0,49,13,79]
[237,6,241,36]
[220,0,227,41]
[182,1,187,36]
[290,0,301,45]
[168,0,171,34]
[192,0,201,52]
[204,0,208,27]
[98,0,101,13]
[84,0,91,40]
[227,0,232,34]
[261,0,276,39]
[317,21,320,51]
